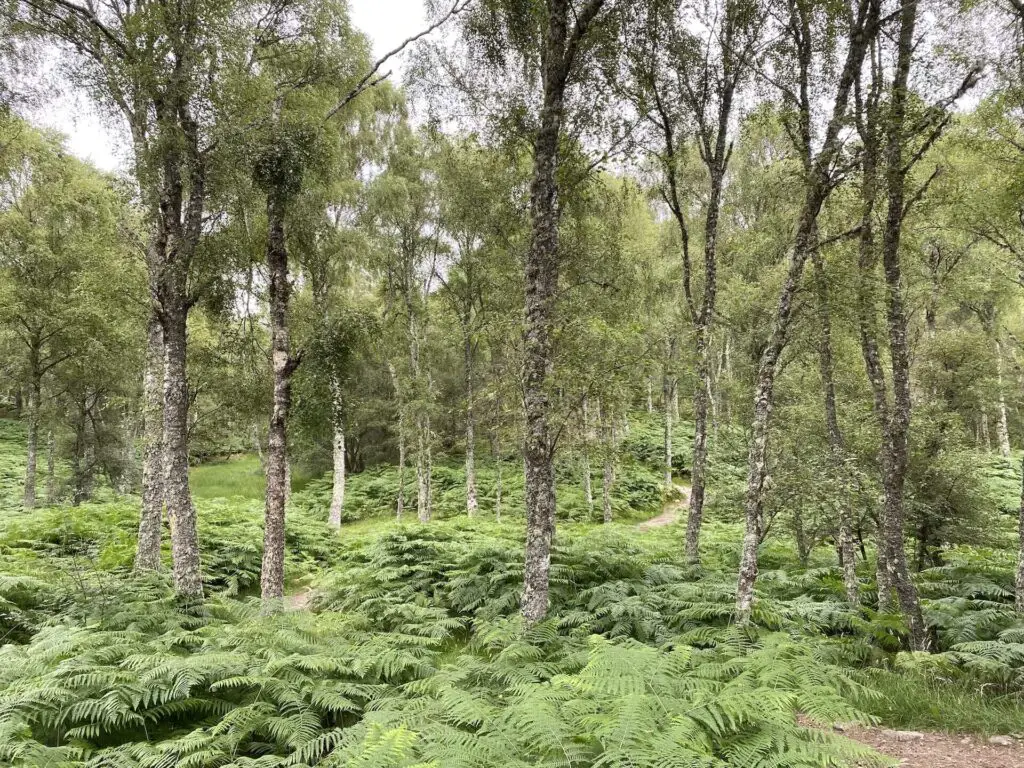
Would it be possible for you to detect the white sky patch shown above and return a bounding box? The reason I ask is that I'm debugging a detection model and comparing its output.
[38,0,429,173]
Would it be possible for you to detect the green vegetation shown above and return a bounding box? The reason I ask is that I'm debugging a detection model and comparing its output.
[3,0,1024,763]
[3,418,1024,766]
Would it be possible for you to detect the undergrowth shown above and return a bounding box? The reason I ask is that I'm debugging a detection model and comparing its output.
[2,417,1024,765]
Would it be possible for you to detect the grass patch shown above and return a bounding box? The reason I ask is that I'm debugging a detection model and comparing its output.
[190,454,267,500]
[862,668,1024,735]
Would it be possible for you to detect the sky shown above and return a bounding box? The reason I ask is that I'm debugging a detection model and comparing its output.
[37,0,430,172]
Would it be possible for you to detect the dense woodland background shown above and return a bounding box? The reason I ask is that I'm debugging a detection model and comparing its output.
[3,0,1024,765]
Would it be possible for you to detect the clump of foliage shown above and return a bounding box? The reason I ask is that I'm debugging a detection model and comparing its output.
[0,509,892,768]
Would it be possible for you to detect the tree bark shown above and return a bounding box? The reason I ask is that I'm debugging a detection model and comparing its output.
[328,379,346,528]
[491,430,503,520]
[874,0,927,648]
[464,332,478,517]
[521,5,569,624]
[390,363,406,519]
[136,311,166,571]
[23,379,39,510]
[813,252,859,605]
[520,0,607,623]
[663,364,674,490]
[417,412,432,522]
[996,339,1012,458]
[153,94,206,602]
[601,401,614,524]
[45,430,56,505]
[582,396,594,516]
[260,196,298,606]
[1017,452,1024,612]
[734,0,878,624]
[162,299,203,599]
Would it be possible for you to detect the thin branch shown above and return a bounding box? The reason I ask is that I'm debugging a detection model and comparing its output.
[324,0,472,121]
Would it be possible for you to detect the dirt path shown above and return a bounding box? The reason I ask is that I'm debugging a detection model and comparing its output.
[283,587,314,611]
[834,725,1024,767]
[638,483,690,531]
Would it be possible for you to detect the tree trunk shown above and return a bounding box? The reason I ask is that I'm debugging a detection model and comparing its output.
[46,430,56,505]
[686,163,725,564]
[416,413,431,523]
[735,212,819,623]
[152,99,206,602]
[663,368,674,489]
[260,196,297,606]
[491,430,503,520]
[328,379,346,529]
[520,3,577,625]
[251,423,265,468]
[464,332,478,517]
[981,406,991,452]
[813,252,859,605]
[23,379,39,510]
[582,396,594,516]
[161,298,203,599]
[601,402,614,524]
[688,346,710,560]
[996,339,1012,459]
[869,0,927,648]
[1016,452,1024,612]
[136,311,165,571]
[736,0,879,624]
[647,379,654,413]
[390,363,406,519]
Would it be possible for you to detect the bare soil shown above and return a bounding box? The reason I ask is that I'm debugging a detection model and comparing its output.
[283,587,314,611]
[638,483,690,531]
[839,726,1024,767]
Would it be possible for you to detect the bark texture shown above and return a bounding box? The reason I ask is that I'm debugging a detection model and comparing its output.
[260,197,299,606]
[601,402,614,524]
[45,430,56,505]
[522,0,607,623]
[582,397,594,516]
[161,304,202,599]
[735,0,878,623]
[1017,452,1024,612]
[663,365,674,489]
[23,381,39,510]
[328,380,346,528]
[872,0,927,648]
[996,339,1012,458]
[136,311,166,571]
[813,253,859,605]
[461,332,478,517]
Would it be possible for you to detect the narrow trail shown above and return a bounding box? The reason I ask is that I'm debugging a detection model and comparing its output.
[638,483,690,531]
[823,724,1024,767]
[283,587,314,612]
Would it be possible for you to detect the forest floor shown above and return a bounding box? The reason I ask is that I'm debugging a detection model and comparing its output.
[638,483,690,530]
[832,724,1024,767]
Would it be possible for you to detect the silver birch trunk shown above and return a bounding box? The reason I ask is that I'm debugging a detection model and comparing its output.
[582,396,594,516]
[260,196,298,607]
[46,430,56,505]
[663,374,673,489]
[736,0,879,623]
[464,333,478,517]
[23,382,39,510]
[328,427,346,528]
[328,380,346,528]
[136,311,165,571]
[163,306,203,600]
[1017,452,1024,612]
[996,339,1012,459]
[601,402,614,524]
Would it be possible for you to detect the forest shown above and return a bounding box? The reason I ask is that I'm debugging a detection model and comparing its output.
[1,0,1024,765]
